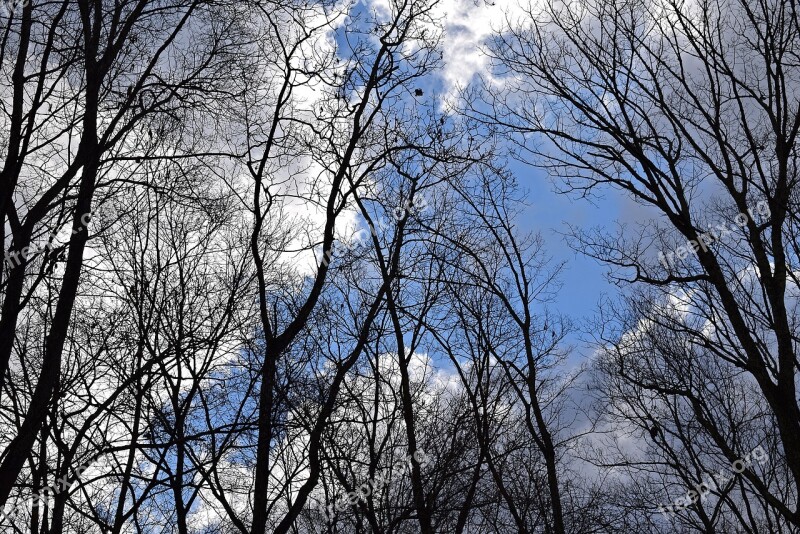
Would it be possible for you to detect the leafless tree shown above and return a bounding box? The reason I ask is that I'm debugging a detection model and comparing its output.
[480,0,800,529]
[0,0,239,512]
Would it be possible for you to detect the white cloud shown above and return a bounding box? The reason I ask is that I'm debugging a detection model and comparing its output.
[435,0,529,103]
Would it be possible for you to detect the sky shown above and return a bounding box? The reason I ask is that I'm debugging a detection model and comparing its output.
[423,0,664,354]
[420,0,608,347]
[334,0,655,358]
[512,164,615,328]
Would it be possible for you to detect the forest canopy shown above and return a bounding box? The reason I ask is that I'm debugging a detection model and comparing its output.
[0,0,798,532]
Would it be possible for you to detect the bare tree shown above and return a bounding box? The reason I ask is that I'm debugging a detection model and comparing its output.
[215,0,449,531]
[481,0,800,528]
[0,0,237,510]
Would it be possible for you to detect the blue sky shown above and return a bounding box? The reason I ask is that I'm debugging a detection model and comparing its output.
[511,161,616,323]
[332,0,647,358]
